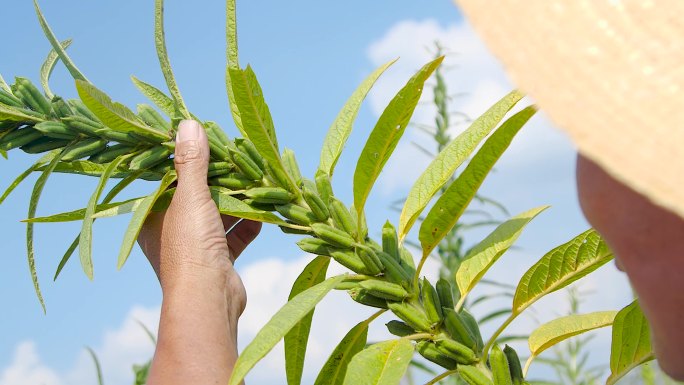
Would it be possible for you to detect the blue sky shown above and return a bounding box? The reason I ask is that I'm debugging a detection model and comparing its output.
[0,1,636,384]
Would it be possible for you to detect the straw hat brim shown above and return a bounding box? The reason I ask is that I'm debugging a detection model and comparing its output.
[455,0,684,219]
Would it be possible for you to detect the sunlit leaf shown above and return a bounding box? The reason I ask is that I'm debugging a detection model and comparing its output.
[40,38,72,99]
[0,151,56,206]
[419,106,536,256]
[210,187,291,226]
[456,205,548,306]
[224,0,245,136]
[607,301,655,385]
[0,73,10,92]
[0,103,44,123]
[131,76,175,117]
[398,90,524,240]
[512,229,613,314]
[229,275,346,385]
[314,321,369,385]
[342,339,414,385]
[154,0,190,119]
[24,197,143,223]
[319,59,396,176]
[285,256,330,385]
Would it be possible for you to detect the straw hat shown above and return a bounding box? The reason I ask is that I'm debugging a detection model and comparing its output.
[454,1,684,219]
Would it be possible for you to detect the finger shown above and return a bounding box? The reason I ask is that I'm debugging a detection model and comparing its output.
[615,257,626,272]
[173,120,210,200]
[226,220,262,262]
[221,215,241,233]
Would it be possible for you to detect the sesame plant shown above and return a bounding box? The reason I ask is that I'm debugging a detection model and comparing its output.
[0,0,659,384]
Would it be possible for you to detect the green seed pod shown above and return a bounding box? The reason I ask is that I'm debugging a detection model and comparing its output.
[297,237,333,255]
[265,163,296,192]
[275,203,317,226]
[348,288,388,309]
[503,345,523,385]
[490,345,513,385]
[329,197,357,239]
[62,116,105,136]
[329,250,374,274]
[0,89,24,108]
[0,127,43,151]
[421,278,443,326]
[436,278,455,310]
[205,121,231,147]
[210,173,254,190]
[281,148,302,185]
[349,204,368,240]
[245,187,293,205]
[208,161,233,176]
[20,137,71,154]
[230,149,264,181]
[279,225,312,235]
[127,131,165,145]
[335,279,362,291]
[458,365,493,385]
[387,301,432,332]
[357,248,383,275]
[14,78,51,115]
[460,309,484,352]
[301,184,329,222]
[235,138,265,170]
[359,280,408,301]
[67,99,100,121]
[443,308,476,350]
[137,104,170,133]
[129,146,172,170]
[311,223,355,249]
[61,138,108,162]
[50,97,74,118]
[435,339,478,365]
[385,320,415,337]
[377,251,412,287]
[0,122,20,134]
[314,170,333,203]
[382,221,399,259]
[93,128,137,145]
[416,341,458,370]
[242,199,276,212]
[208,136,231,161]
[33,121,78,140]
[89,144,136,164]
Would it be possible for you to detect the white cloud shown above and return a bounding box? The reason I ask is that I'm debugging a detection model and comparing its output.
[0,342,63,385]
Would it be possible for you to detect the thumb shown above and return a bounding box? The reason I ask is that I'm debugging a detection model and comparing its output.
[174,120,210,196]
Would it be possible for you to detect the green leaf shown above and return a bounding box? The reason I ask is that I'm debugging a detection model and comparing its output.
[0,151,56,206]
[399,90,524,240]
[0,73,10,92]
[607,301,655,385]
[27,148,66,312]
[319,59,396,176]
[131,76,176,117]
[229,275,345,385]
[525,311,617,374]
[33,0,88,82]
[455,205,548,307]
[154,0,190,119]
[210,187,291,226]
[419,106,536,256]
[85,347,104,385]
[24,197,144,223]
[342,339,414,385]
[80,156,127,280]
[117,171,177,269]
[314,321,369,385]
[285,256,330,385]
[353,57,443,219]
[0,103,45,123]
[40,38,72,99]
[512,229,613,314]
[228,66,295,191]
[225,0,245,136]
[75,80,169,142]
[0,149,6,159]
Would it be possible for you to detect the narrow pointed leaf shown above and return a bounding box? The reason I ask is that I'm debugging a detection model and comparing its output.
[76,80,169,142]
[527,311,617,370]
[33,0,88,82]
[210,187,290,226]
[85,347,104,385]
[319,59,396,176]
[342,339,414,385]
[0,104,45,123]
[154,0,190,119]
[24,197,144,223]
[117,171,177,269]
[285,256,330,385]
[80,156,126,279]
[40,38,72,99]
[229,275,345,385]
[27,149,66,312]
[353,57,443,218]
[1,152,56,205]
[420,106,536,256]
[456,205,548,303]
[399,90,524,240]
[314,321,369,385]
[131,76,175,117]
[0,73,10,92]
[225,0,245,136]
[512,229,613,314]
[607,301,655,385]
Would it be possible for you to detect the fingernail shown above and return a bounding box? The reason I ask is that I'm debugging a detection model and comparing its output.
[176,120,200,143]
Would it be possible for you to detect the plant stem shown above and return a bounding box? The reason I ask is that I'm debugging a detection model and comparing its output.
[424,369,459,385]
[522,354,535,378]
[402,333,433,341]
[413,251,429,295]
[365,309,387,325]
[482,312,518,362]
